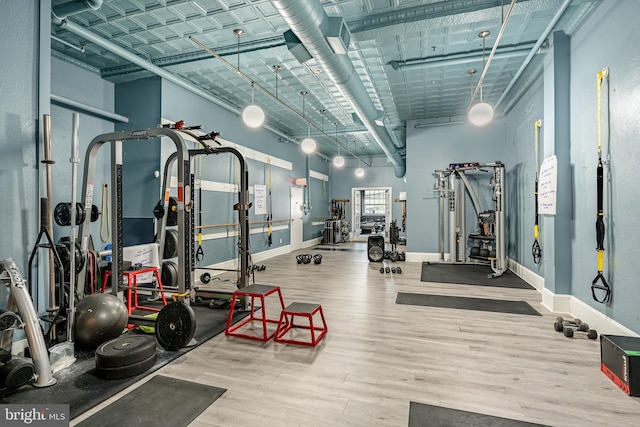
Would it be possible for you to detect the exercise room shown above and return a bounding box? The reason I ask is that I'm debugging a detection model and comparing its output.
[2,1,640,426]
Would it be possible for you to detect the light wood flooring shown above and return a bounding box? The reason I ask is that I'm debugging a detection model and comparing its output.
[71,242,640,426]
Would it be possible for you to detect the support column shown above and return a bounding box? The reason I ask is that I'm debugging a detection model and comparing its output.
[542,31,572,298]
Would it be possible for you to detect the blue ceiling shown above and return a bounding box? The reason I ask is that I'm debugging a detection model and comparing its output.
[51,0,601,162]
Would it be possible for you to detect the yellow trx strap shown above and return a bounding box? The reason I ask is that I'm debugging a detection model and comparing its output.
[592,67,611,304]
[532,120,542,264]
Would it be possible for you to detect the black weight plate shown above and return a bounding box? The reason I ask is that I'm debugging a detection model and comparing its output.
[56,239,86,275]
[54,202,71,226]
[164,229,179,259]
[155,302,196,351]
[95,352,157,380]
[95,335,157,369]
[0,358,35,389]
[0,348,11,364]
[0,309,18,330]
[167,197,178,226]
[75,202,86,225]
[161,261,178,287]
[200,272,211,284]
[90,204,100,222]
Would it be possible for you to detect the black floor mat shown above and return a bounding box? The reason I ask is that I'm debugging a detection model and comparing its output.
[396,293,541,316]
[421,262,534,289]
[76,375,225,427]
[409,401,550,427]
[2,304,248,420]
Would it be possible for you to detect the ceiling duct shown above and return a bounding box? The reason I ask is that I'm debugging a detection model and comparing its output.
[270,0,406,178]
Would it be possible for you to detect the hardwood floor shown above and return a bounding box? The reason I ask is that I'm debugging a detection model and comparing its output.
[71,242,640,426]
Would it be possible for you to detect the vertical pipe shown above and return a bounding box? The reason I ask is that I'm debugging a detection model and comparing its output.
[42,115,56,312]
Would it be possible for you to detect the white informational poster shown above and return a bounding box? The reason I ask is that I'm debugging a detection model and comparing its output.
[538,155,557,215]
[254,184,267,215]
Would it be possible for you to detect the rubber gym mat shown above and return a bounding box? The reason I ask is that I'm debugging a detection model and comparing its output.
[75,375,224,427]
[421,262,534,289]
[408,401,550,427]
[395,293,541,316]
[2,304,248,420]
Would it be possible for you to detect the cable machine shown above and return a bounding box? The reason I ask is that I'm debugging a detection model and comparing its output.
[434,161,506,278]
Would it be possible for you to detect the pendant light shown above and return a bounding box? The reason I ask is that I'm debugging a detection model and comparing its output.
[242,81,265,128]
[354,140,365,177]
[235,29,264,128]
[333,122,345,168]
[468,31,494,127]
[300,91,316,154]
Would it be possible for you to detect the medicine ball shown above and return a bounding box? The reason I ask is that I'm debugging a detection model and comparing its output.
[367,236,385,262]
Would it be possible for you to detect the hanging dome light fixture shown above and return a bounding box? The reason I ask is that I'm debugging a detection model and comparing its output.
[468,30,494,127]
[333,123,344,168]
[242,81,265,128]
[300,91,316,154]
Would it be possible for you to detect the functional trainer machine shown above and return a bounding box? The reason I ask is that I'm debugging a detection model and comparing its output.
[434,161,506,278]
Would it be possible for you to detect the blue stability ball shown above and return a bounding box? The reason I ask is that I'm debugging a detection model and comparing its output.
[74,293,128,349]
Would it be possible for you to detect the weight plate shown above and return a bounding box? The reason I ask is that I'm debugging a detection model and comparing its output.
[0,309,19,330]
[56,240,86,275]
[200,272,211,284]
[95,335,157,369]
[161,261,179,287]
[155,302,196,351]
[95,352,157,380]
[167,197,178,226]
[163,229,179,259]
[0,357,35,389]
[54,202,71,226]
[90,204,100,222]
[0,348,11,364]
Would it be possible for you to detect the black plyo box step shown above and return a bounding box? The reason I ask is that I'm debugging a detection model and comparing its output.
[600,334,640,396]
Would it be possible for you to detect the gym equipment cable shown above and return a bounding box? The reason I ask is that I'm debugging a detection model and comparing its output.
[532,119,542,264]
[591,67,611,304]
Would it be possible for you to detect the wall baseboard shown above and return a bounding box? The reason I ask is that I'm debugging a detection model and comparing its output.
[507,258,638,337]
[405,252,447,263]
[195,239,322,284]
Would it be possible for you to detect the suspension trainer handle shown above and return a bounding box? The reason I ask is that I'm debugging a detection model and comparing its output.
[591,271,611,304]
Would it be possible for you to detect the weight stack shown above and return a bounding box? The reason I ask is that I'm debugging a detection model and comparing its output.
[367,236,385,262]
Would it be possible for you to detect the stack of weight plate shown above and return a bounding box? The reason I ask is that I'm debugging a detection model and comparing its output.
[95,335,157,380]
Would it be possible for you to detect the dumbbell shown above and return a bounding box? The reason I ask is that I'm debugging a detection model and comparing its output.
[554,317,598,339]
[313,254,322,265]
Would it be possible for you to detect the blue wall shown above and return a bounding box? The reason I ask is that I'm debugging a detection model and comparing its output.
[404,120,506,254]
[51,57,115,250]
[156,79,331,263]
[567,0,640,332]
[0,2,39,275]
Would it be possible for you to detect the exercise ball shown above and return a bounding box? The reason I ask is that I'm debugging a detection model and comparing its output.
[74,293,128,349]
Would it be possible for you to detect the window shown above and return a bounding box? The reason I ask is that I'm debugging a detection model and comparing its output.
[363,189,386,214]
